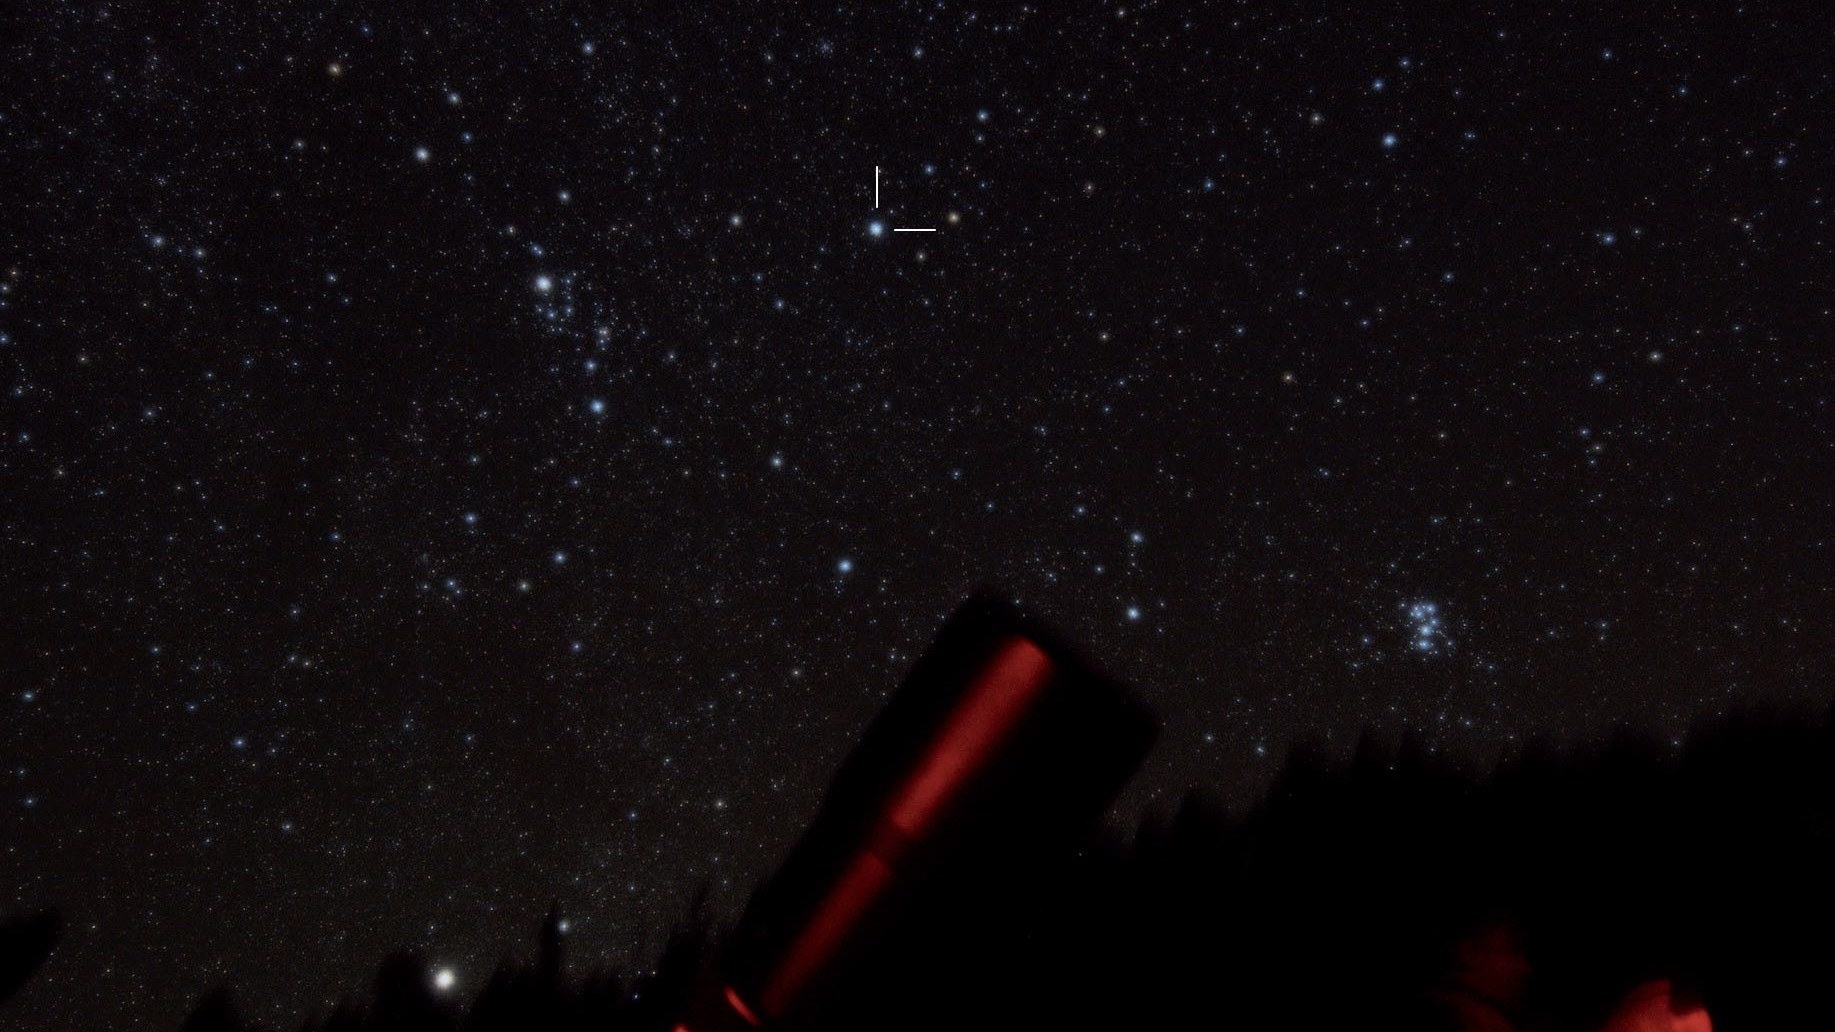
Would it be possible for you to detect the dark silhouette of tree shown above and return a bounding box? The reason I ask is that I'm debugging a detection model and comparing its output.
[181,987,246,1032]
[122,701,1835,1031]
[0,907,59,1006]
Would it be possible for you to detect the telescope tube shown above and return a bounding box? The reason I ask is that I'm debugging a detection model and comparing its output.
[676,594,1155,1031]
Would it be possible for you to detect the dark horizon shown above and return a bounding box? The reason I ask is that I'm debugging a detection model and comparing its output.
[13,699,1831,1030]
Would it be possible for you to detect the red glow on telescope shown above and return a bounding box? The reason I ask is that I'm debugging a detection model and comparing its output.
[886,636,1055,837]
[723,986,765,1028]
[755,635,1056,1018]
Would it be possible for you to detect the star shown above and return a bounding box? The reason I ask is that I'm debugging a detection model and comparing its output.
[1407,601,1447,653]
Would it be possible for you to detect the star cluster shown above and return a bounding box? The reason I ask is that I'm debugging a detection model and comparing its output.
[3,4,1830,1029]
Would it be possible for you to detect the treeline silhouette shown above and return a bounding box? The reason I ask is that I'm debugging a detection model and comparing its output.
[9,705,1834,1030]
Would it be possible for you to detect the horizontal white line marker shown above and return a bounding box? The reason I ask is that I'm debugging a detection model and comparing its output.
[893,228,936,233]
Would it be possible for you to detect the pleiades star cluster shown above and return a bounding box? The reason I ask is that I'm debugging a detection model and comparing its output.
[3,4,1829,1028]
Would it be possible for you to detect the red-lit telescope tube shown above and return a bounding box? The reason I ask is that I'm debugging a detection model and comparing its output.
[674,595,1156,1032]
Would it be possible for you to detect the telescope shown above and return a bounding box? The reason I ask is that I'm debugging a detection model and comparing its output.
[674,594,1156,1032]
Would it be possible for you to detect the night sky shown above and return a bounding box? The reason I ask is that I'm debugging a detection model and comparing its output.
[4,3,1831,1028]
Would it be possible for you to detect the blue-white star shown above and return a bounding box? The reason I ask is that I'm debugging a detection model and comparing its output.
[1407,601,1448,653]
